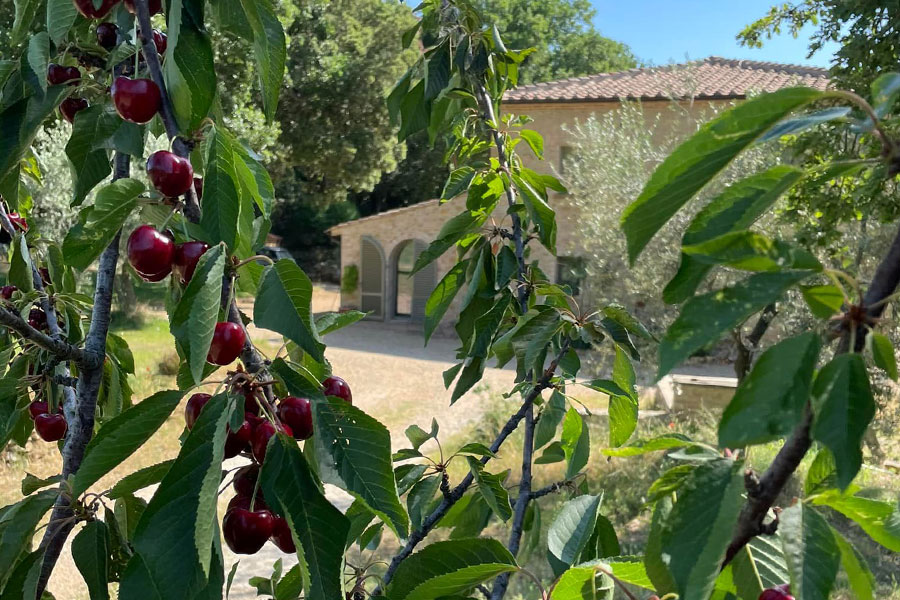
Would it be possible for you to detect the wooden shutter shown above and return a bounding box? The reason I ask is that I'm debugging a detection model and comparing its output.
[360,237,384,320]
[410,240,436,323]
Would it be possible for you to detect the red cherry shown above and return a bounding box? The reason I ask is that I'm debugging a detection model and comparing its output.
[28,308,47,330]
[111,77,161,124]
[172,241,209,285]
[184,393,211,430]
[251,421,292,463]
[60,98,89,124]
[152,29,167,55]
[227,492,268,513]
[47,64,80,86]
[0,285,16,300]
[8,212,28,232]
[127,225,174,281]
[146,151,194,198]
[322,376,352,404]
[207,322,246,365]
[39,267,51,286]
[233,465,259,498]
[34,413,67,442]
[124,0,162,15]
[277,396,313,440]
[193,177,203,199]
[222,507,274,555]
[270,516,296,553]
[759,584,793,600]
[224,419,253,458]
[28,401,49,420]
[96,22,119,50]
[72,0,120,18]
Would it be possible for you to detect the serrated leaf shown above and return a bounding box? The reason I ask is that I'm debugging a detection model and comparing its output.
[442,167,476,200]
[170,245,226,385]
[519,129,544,159]
[871,72,900,118]
[11,0,43,45]
[466,458,511,522]
[63,178,144,269]
[259,435,349,600]
[164,0,215,130]
[255,259,325,362]
[20,473,61,496]
[547,494,602,576]
[238,0,285,121]
[869,332,897,380]
[72,520,110,600]
[412,210,487,275]
[534,389,566,450]
[0,547,44,600]
[405,424,432,450]
[622,88,822,263]
[560,408,589,478]
[800,285,844,318]
[107,460,175,500]
[658,270,812,378]
[46,0,77,45]
[513,173,556,253]
[779,504,839,600]
[456,442,498,458]
[719,333,820,447]
[603,434,696,457]
[200,125,242,249]
[407,476,440,530]
[0,491,57,589]
[646,464,695,503]
[758,106,852,142]
[71,391,183,497]
[550,564,613,600]
[315,310,366,336]
[811,354,875,489]
[833,528,874,600]
[384,539,518,600]
[425,261,468,344]
[24,33,49,95]
[683,231,821,272]
[811,490,900,552]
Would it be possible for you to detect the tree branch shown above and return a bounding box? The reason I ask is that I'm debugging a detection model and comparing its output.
[0,306,87,363]
[722,219,900,566]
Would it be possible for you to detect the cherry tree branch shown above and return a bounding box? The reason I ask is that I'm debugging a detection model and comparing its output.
[722,219,900,566]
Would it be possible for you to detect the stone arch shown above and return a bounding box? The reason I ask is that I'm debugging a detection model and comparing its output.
[389,239,436,322]
[360,236,385,320]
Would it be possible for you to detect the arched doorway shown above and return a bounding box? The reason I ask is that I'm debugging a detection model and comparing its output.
[391,239,436,322]
[360,236,385,320]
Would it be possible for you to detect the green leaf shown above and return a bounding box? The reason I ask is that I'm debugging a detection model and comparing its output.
[811,490,900,552]
[869,332,897,380]
[71,390,184,497]
[536,441,565,464]
[581,516,621,561]
[450,357,485,404]
[871,72,900,118]
[442,167,476,201]
[513,173,556,253]
[466,458,511,522]
[424,261,467,344]
[164,0,215,130]
[719,333,821,447]
[519,130,544,159]
[72,520,110,600]
[0,491,56,589]
[607,393,638,449]
[170,245,226,385]
[758,106,852,142]
[456,442,498,458]
[315,311,366,336]
[647,465,695,503]
[20,473,61,496]
[779,504,839,600]
[547,494,602,576]
[200,125,242,249]
[682,231,821,272]
[237,0,285,121]
[107,460,175,500]
[63,178,144,269]
[658,270,812,377]
[659,460,745,600]
[810,354,876,489]
[560,408,589,478]
[621,88,822,263]
[259,435,349,600]
[0,87,69,181]
[384,539,518,600]
[0,548,43,600]
[832,528,874,600]
[25,33,49,95]
[603,434,695,457]
[11,0,43,45]
[255,259,325,362]
[8,235,34,292]
[64,106,131,205]
[407,476,440,530]
[805,448,837,496]
[645,497,677,594]
[311,397,409,538]
[800,285,844,318]
[550,565,613,600]
[46,0,77,45]
[534,389,566,449]
[122,394,230,600]
[405,424,432,450]
[412,211,488,275]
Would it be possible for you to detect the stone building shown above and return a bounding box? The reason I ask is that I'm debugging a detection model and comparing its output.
[328,57,829,327]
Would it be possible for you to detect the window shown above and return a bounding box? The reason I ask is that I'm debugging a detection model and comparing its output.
[556,256,586,296]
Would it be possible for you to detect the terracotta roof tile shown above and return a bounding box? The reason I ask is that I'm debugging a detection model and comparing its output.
[503,56,830,104]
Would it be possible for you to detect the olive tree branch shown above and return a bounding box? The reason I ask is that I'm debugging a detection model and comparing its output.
[722,218,900,566]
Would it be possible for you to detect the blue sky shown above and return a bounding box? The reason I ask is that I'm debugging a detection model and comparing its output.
[590,0,840,68]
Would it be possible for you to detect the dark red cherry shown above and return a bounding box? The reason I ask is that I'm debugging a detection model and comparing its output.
[146,151,194,198]
[227,492,268,514]
[28,401,49,420]
[152,29,167,54]
[124,0,162,15]
[222,507,274,555]
[277,396,313,440]
[0,285,16,300]
[322,375,352,404]
[172,241,209,285]
[251,421,292,464]
[759,584,793,600]
[28,308,47,330]
[207,322,246,365]
[127,225,174,281]
[60,98,89,124]
[224,419,253,458]
[34,413,67,442]
[193,177,203,199]
[96,22,119,50]
[47,64,81,86]
[72,0,120,18]
[184,393,211,430]
[270,516,296,553]
[233,465,259,498]
[111,77,161,124]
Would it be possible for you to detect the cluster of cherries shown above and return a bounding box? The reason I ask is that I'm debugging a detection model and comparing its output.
[759,585,793,600]
[27,399,67,442]
[61,0,167,125]
[185,375,352,554]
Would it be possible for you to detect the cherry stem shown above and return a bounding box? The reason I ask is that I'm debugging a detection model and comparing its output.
[234,255,274,269]
[249,465,263,512]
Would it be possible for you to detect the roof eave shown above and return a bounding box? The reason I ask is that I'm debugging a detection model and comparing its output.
[503,93,748,105]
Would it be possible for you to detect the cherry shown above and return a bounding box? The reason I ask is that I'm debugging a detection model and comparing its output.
[28,308,47,330]
[222,507,274,555]
[233,465,259,498]
[759,585,792,600]
[72,0,120,18]
[227,491,267,513]
[124,0,162,15]
[47,64,80,86]
[251,421,292,463]
[277,396,313,440]
[34,413,67,442]
[152,29,167,55]
[146,151,194,198]
[322,375,352,404]
[270,516,296,553]
[193,177,203,199]
[0,285,16,300]
[127,225,174,281]
[28,401,49,420]
[224,419,253,458]
[184,393,211,430]
[111,77,161,124]
[232,382,262,416]
[60,98,89,124]
[172,241,209,285]
[207,322,246,365]
[8,212,28,232]
[96,23,119,50]
[39,267,51,286]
